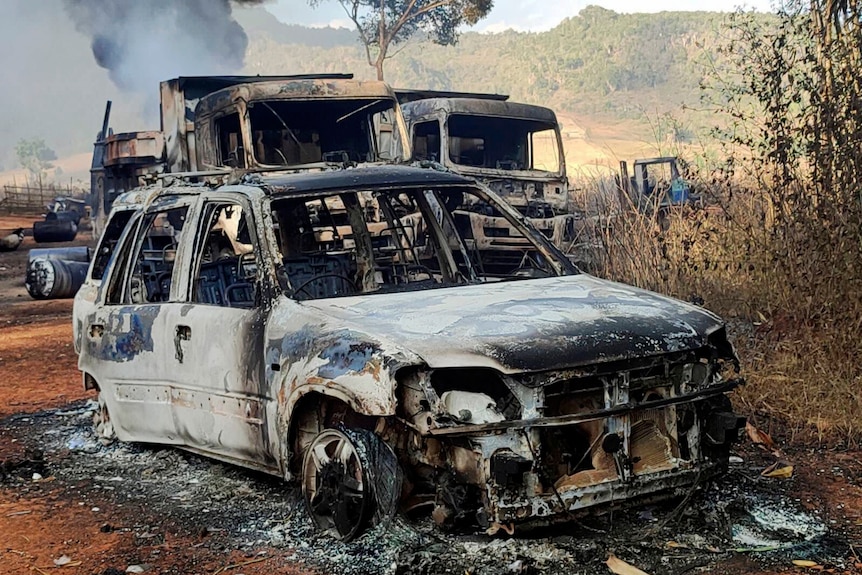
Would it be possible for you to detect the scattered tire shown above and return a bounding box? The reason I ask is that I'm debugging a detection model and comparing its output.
[33,219,78,243]
[25,257,89,299]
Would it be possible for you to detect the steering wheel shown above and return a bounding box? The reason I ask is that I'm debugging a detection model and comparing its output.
[291,273,358,299]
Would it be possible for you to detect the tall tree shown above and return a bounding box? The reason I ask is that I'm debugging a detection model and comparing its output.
[15,138,56,180]
[309,0,493,81]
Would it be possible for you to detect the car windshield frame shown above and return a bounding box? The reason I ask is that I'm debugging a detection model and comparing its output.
[247,97,402,168]
[446,114,563,175]
[268,182,578,301]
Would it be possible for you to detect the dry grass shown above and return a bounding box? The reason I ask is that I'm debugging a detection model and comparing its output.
[582,182,862,447]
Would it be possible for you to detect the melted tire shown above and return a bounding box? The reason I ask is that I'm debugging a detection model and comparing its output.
[301,427,402,541]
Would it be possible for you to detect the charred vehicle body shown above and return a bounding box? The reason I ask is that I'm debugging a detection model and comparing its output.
[74,164,744,540]
[399,94,578,262]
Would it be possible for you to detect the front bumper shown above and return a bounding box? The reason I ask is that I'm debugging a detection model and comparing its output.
[428,379,745,528]
[492,462,724,524]
[464,212,577,251]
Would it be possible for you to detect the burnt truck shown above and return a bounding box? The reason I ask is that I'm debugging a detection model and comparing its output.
[89,74,409,238]
[619,157,695,212]
[28,74,409,300]
[399,93,578,263]
[74,160,745,540]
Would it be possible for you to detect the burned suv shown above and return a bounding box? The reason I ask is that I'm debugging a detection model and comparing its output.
[73,165,744,540]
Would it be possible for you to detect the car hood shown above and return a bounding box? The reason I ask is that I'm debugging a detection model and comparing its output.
[301,274,725,374]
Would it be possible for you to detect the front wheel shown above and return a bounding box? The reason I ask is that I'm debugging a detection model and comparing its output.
[301,427,400,541]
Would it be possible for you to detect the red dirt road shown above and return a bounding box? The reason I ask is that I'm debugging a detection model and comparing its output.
[0,221,304,574]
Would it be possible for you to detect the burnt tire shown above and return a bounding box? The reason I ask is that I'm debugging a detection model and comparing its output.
[301,427,401,541]
[93,393,116,445]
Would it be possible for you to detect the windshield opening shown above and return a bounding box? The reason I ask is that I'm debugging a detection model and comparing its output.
[270,187,570,300]
[447,115,561,173]
[247,98,399,166]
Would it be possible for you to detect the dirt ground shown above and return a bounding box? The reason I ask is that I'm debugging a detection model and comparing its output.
[1,215,861,575]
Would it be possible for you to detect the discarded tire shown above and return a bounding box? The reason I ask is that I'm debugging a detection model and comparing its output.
[25,258,89,299]
[33,219,78,243]
[45,210,81,226]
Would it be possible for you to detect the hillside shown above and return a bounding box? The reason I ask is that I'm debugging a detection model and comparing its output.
[237,5,737,169]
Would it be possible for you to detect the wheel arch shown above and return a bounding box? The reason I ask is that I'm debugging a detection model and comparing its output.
[283,388,380,477]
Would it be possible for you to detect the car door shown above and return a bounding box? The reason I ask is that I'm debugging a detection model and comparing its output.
[74,207,136,356]
[160,192,276,471]
[81,198,194,444]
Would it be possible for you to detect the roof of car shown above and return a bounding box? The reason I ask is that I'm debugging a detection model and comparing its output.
[261,164,476,197]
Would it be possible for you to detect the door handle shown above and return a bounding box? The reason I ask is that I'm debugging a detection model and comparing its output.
[88,324,104,338]
[174,325,191,363]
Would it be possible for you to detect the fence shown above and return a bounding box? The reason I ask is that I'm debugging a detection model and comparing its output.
[0,179,87,214]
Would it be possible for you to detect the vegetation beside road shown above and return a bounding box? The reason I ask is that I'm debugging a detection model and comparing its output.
[591,3,862,446]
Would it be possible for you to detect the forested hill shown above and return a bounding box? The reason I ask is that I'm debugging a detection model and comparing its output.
[0,4,744,173]
[237,5,734,129]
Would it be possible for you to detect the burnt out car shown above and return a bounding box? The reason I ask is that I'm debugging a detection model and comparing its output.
[73,165,744,540]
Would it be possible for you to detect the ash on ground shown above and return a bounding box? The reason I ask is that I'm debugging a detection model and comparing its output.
[0,402,852,575]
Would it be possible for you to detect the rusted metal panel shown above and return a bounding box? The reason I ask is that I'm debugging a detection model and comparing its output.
[104,131,165,166]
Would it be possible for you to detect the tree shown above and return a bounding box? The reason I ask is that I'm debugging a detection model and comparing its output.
[309,0,493,81]
[15,138,56,180]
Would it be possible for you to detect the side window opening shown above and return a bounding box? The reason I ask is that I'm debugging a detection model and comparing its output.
[192,202,258,309]
[104,215,142,305]
[216,113,245,168]
[126,207,188,304]
[91,210,134,280]
[412,121,440,162]
[272,194,362,300]
[530,128,561,172]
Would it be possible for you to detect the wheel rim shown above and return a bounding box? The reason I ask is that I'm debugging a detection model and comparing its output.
[302,429,371,540]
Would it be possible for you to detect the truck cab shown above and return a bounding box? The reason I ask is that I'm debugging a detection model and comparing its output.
[619,156,694,212]
[89,75,410,237]
[399,94,577,255]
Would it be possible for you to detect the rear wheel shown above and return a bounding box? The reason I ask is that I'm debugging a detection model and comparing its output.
[93,392,116,444]
[301,427,401,540]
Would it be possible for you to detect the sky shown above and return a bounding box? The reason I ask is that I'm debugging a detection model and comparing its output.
[267,0,775,32]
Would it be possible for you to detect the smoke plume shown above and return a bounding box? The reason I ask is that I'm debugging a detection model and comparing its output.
[63,0,266,95]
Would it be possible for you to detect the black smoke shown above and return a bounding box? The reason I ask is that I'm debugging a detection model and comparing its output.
[63,0,266,94]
